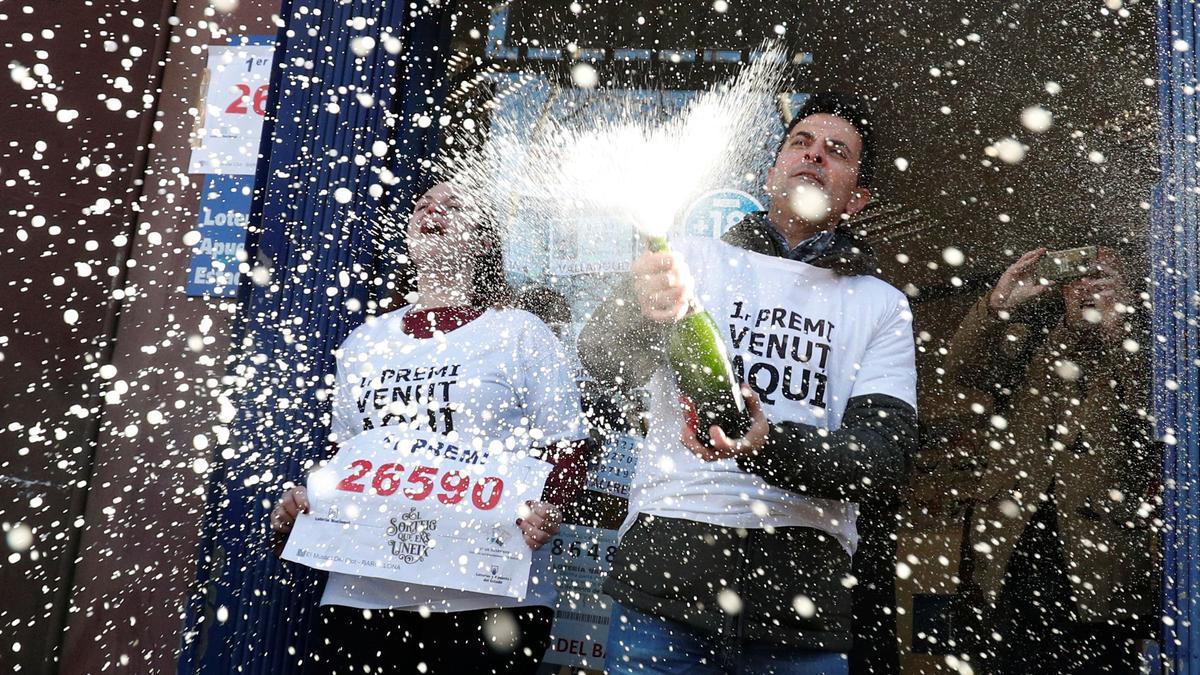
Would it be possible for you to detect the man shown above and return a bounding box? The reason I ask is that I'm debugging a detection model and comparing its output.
[579,93,918,674]
[945,247,1156,674]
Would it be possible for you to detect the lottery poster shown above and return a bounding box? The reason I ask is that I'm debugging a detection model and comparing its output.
[543,525,620,670]
[188,43,275,176]
[282,428,551,600]
[585,433,640,500]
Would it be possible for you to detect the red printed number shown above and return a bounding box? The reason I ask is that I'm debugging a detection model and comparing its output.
[437,471,469,505]
[336,459,373,493]
[337,462,505,510]
[471,477,504,511]
[225,84,269,115]
[404,466,438,500]
[371,463,403,496]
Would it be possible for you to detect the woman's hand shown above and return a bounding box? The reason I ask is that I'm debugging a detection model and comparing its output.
[269,486,309,557]
[271,486,309,536]
[516,501,562,551]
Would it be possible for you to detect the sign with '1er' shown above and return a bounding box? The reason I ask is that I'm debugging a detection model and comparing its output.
[188,43,274,176]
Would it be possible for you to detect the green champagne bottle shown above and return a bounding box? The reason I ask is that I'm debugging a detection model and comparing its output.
[648,236,752,440]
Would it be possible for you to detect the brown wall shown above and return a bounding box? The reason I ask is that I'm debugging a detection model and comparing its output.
[0,2,175,672]
[0,1,277,673]
[57,3,280,674]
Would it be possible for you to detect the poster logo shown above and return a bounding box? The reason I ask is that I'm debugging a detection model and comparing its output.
[385,507,438,564]
[681,189,764,239]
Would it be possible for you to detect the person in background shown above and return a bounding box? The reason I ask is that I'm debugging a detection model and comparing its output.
[516,285,572,340]
[516,284,631,524]
[945,246,1157,674]
[579,92,918,675]
[270,182,588,675]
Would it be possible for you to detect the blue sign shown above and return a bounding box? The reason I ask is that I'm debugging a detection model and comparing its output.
[187,174,251,297]
[681,188,764,239]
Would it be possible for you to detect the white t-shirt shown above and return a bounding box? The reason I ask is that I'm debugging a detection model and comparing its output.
[626,236,917,556]
[320,307,587,611]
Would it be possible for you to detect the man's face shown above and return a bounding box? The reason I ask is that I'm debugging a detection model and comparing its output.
[766,113,870,225]
[1061,248,1126,333]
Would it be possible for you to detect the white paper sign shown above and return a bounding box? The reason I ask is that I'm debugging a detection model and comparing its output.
[585,433,640,499]
[188,44,274,175]
[282,428,551,600]
[543,525,619,669]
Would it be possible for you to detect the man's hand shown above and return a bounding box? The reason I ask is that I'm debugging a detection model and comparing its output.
[632,248,695,323]
[516,501,562,551]
[270,486,309,556]
[682,389,771,462]
[989,248,1054,313]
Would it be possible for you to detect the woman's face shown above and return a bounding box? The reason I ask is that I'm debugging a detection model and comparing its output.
[405,183,481,270]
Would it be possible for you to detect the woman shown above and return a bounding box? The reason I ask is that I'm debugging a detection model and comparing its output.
[271,182,587,674]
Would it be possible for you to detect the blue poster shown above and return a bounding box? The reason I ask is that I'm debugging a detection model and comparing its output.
[187,174,251,297]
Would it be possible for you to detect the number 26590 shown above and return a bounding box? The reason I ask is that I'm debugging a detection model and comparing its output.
[336,460,504,511]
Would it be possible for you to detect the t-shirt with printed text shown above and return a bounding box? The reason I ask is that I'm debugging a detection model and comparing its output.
[320,306,587,612]
[627,236,917,556]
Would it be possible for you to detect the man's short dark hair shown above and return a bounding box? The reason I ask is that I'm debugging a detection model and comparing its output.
[778,92,876,187]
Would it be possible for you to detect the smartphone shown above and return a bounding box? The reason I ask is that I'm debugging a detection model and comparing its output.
[1035,245,1100,282]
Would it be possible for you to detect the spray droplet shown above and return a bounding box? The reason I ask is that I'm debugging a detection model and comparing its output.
[1020,105,1053,133]
[350,36,376,57]
[482,609,520,653]
[942,247,965,267]
[1055,360,1082,381]
[717,588,743,615]
[792,594,816,618]
[570,63,598,89]
[894,157,909,171]
[788,184,830,222]
[992,138,1026,164]
[6,524,34,552]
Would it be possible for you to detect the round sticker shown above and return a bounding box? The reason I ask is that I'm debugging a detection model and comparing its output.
[681,189,765,239]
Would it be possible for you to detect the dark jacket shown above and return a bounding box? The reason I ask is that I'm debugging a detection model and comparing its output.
[578,213,917,660]
[945,295,1157,622]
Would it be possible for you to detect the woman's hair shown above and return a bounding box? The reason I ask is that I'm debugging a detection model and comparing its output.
[468,209,513,308]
